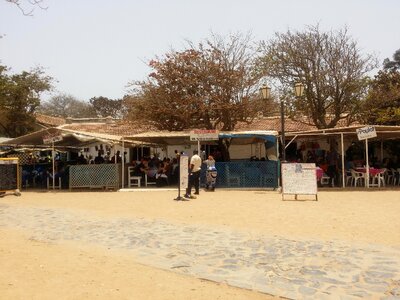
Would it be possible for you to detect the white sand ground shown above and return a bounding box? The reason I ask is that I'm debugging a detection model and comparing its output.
[0,189,399,299]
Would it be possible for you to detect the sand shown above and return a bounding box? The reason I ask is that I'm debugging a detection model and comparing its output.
[1,189,399,299]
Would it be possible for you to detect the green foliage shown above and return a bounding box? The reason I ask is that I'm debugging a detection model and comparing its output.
[89,96,126,118]
[126,33,263,132]
[259,25,377,129]
[362,70,400,125]
[383,49,400,71]
[38,93,96,118]
[0,65,52,137]
[5,0,47,16]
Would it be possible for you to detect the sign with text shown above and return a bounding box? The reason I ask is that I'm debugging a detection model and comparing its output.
[281,163,317,200]
[179,155,189,190]
[43,134,63,144]
[0,158,19,192]
[356,126,377,141]
[190,130,219,141]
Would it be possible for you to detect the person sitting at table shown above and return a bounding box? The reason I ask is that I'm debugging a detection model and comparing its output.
[156,160,171,186]
[344,159,355,171]
[134,158,149,179]
[147,164,158,183]
[318,159,328,173]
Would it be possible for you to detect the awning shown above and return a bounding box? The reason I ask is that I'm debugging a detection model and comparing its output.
[286,125,400,141]
[0,127,143,149]
[126,130,279,146]
[219,131,278,144]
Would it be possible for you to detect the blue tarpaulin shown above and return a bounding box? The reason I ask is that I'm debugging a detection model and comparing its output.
[218,131,277,144]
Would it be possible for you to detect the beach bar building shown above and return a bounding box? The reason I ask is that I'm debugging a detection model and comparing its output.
[0,119,280,190]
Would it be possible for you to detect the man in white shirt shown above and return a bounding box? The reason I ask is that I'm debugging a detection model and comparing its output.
[185,150,202,199]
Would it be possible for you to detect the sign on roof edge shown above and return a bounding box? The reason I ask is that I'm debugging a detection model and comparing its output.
[190,130,219,141]
[356,126,377,141]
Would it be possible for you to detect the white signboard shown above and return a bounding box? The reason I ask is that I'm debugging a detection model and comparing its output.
[356,126,377,141]
[190,129,219,141]
[43,134,63,144]
[282,163,317,198]
[179,155,189,190]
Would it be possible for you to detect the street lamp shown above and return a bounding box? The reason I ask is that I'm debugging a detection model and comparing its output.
[260,83,304,161]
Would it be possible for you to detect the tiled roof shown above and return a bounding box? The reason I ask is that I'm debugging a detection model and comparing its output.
[35,113,358,138]
[59,121,157,136]
[235,117,317,132]
[235,116,359,133]
[35,113,66,127]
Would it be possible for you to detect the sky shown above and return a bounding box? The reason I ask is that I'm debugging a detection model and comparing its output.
[0,0,399,101]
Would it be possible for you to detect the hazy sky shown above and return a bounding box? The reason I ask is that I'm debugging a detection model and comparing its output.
[1,0,399,101]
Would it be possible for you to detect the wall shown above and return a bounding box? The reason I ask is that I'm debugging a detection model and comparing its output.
[80,143,130,164]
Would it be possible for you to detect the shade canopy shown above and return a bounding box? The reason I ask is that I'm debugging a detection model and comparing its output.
[286,125,400,141]
[0,127,140,149]
[126,130,278,146]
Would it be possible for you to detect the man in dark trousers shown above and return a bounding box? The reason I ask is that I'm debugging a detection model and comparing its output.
[326,147,339,187]
[185,150,202,199]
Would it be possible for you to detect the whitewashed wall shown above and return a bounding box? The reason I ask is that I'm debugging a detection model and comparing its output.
[80,143,130,163]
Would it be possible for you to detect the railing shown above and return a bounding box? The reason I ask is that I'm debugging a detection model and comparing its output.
[21,161,279,190]
[200,161,279,189]
[69,164,120,190]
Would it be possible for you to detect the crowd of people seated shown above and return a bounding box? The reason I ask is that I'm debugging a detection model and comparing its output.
[77,150,124,165]
[130,156,179,187]
[292,145,400,187]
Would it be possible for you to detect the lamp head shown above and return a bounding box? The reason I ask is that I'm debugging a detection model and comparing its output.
[294,82,304,97]
[260,85,271,100]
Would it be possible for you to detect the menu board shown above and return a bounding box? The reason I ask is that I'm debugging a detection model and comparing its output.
[179,155,189,190]
[281,163,317,198]
[0,158,19,191]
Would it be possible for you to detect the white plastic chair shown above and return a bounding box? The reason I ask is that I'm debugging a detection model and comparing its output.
[390,168,398,185]
[128,166,141,188]
[396,168,400,185]
[370,170,385,187]
[385,168,394,185]
[345,170,353,186]
[320,175,331,185]
[350,169,365,187]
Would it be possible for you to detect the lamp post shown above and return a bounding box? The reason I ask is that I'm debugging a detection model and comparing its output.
[260,83,304,162]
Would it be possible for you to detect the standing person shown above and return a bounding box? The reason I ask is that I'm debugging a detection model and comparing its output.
[94,151,105,164]
[326,147,339,187]
[203,155,216,169]
[184,150,202,199]
[203,155,217,191]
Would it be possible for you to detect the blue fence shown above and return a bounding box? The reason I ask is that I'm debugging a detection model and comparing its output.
[201,161,279,189]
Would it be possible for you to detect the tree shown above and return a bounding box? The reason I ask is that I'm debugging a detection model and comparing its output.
[4,0,47,16]
[259,25,378,129]
[126,33,266,160]
[383,49,400,71]
[38,93,96,118]
[89,96,126,119]
[0,65,52,137]
[362,70,400,125]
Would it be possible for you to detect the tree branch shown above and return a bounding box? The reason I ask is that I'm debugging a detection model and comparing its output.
[5,0,47,16]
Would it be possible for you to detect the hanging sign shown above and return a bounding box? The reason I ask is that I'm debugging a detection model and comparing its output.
[356,126,377,141]
[190,130,219,141]
[43,134,63,144]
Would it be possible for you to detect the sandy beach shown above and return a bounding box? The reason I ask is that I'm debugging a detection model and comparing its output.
[1,189,400,299]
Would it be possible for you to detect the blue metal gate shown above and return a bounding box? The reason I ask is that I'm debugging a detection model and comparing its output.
[201,161,279,188]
